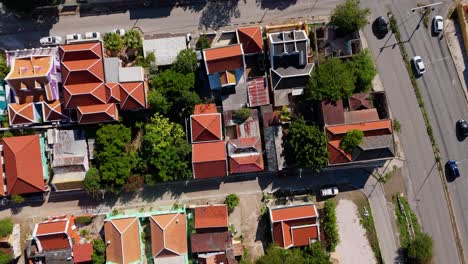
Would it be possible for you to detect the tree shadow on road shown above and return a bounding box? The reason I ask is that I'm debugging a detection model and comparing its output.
[255,0,297,10]
[199,0,241,30]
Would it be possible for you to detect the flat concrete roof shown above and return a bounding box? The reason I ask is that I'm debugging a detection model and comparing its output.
[143,36,187,66]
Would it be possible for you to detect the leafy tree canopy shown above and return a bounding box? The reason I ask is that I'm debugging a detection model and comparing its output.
[0,251,13,264]
[284,119,329,171]
[123,29,142,50]
[408,233,433,263]
[0,218,13,238]
[172,49,198,74]
[256,246,305,264]
[141,113,191,182]
[0,53,10,80]
[330,0,370,33]
[349,49,377,92]
[136,52,156,68]
[304,242,332,264]
[225,194,240,212]
[197,35,211,49]
[323,200,339,251]
[307,58,355,101]
[92,239,106,264]
[103,32,123,54]
[340,129,364,153]
[83,167,101,197]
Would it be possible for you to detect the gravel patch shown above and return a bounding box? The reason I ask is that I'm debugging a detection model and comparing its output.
[335,199,376,264]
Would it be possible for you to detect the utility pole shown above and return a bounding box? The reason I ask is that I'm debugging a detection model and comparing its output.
[410,2,443,13]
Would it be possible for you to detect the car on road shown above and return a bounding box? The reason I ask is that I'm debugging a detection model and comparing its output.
[85,32,101,40]
[40,36,62,46]
[320,186,339,197]
[113,29,125,37]
[432,15,444,34]
[375,16,389,35]
[457,119,468,139]
[447,160,460,178]
[66,33,83,42]
[411,56,426,76]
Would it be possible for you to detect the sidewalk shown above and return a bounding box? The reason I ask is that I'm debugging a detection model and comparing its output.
[444,19,468,102]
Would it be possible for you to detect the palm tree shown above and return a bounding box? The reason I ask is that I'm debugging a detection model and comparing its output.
[103,32,123,56]
[123,29,142,50]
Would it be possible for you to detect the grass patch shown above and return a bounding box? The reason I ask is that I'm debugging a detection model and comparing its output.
[393,196,411,248]
[393,119,401,133]
[358,203,383,264]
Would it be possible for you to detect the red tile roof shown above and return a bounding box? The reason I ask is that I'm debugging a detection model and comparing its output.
[325,120,392,140]
[203,44,244,74]
[77,103,118,124]
[229,154,264,174]
[194,205,228,229]
[270,205,319,248]
[0,153,3,197]
[194,104,218,115]
[247,77,270,107]
[33,219,71,252]
[73,243,93,263]
[104,217,141,264]
[150,213,187,259]
[105,83,121,104]
[349,93,372,111]
[321,100,344,126]
[8,103,36,125]
[191,113,223,143]
[190,231,231,253]
[192,142,227,179]
[327,140,352,164]
[237,26,264,54]
[118,82,147,110]
[2,135,45,195]
[344,108,379,124]
[43,100,68,122]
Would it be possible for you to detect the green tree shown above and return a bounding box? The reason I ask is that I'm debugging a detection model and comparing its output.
[340,129,364,153]
[92,239,106,264]
[0,218,13,238]
[197,35,211,49]
[123,29,143,50]
[103,32,123,55]
[141,114,191,182]
[284,119,329,171]
[172,49,198,74]
[303,242,332,264]
[0,251,13,264]
[225,194,240,213]
[95,124,133,193]
[307,58,356,101]
[256,246,305,264]
[83,167,101,197]
[323,200,339,252]
[150,69,201,122]
[407,233,433,263]
[148,89,170,114]
[330,0,370,33]
[349,49,377,92]
[11,194,24,204]
[0,53,10,79]
[136,52,156,68]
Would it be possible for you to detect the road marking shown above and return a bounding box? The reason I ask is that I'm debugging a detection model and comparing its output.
[427,56,451,65]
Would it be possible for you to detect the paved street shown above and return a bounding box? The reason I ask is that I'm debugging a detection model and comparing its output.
[362,0,467,263]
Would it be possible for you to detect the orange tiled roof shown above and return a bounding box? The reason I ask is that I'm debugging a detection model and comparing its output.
[150,213,187,258]
[104,217,142,264]
[237,26,264,54]
[105,83,121,104]
[229,154,264,174]
[6,55,52,79]
[118,82,147,110]
[192,141,227,179]
[191,113,222,143]
[194,205,228,229]
[327,140,352,164]
[203,44,244,74]
[43,100,68,122]
[73,243,93,263]
[2,135,45,195]
[77,103,118,124]
[270,204,317,222]
[325,120,392,139]
[194,103,217,115]
[8,103,36,125]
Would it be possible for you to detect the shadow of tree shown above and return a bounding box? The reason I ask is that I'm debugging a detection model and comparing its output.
[199,0,241,30]
[255,0,297,10]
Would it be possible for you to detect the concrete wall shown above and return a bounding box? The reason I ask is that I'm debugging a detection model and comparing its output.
[457,3,468,56]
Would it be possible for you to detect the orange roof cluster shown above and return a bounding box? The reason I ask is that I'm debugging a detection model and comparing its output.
[203,44,244,74]
[2,135,45,196]
[150,213,187,260]
[104,217,142,264]
[194,205,228,230]
[237,26,264,54]
[270,204,320,248]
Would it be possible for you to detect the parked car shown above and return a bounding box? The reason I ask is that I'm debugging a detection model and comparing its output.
[320,186,339,197]
[113,28,125,37]
[411,56,426,76]
[85,32,101,39]
[66,33,83,42]
[456,119,468,139]
[447,160,460,178]
[376,16,389,35]
[432,15,444,34]
[40,36,63,46]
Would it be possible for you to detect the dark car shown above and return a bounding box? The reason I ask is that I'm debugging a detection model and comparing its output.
[457,119,468,139]
[447,160,460,178]
[376,16,389,35]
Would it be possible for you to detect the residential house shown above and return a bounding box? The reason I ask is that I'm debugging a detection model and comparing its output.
[313,26,361,58]
[326,120,394,165]
[223,109,264,174]
[73,243,93,264]
[150,212,188,263]
[142,35,188,66]
[193,205,228,233]
[0,134,48,197]
[191,104,227,179]
[269,203,320,248]
[268,30,314,107]
[104,216,143,264]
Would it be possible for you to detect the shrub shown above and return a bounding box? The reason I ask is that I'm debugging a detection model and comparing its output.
[0,251,13,264]
[103,32,123,55]
[330,0,370,33]
[225,193,240,212]
[92,239,106,264]
[393,119,401,133]
[197,35,211,49]
[11,194,24,204]
[408,233,433,263]
[75,216,93,225]
[0,218,14,238]
[323,200,339,252]
[233,108,251,123]
[340,129,364,153]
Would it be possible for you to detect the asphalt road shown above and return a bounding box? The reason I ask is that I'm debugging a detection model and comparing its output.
[362,0,468,263]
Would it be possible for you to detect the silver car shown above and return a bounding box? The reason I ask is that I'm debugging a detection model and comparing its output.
[412,55,426,76]
[432,15,443,34]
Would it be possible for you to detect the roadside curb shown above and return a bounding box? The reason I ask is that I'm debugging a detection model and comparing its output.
[444,19,468,103]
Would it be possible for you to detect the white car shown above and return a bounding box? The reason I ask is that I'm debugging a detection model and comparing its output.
[85,32,101,39]
[412,55,426,76]
[432,15,443,34]
[66,33,83,42]
[40,36,62,46]
[320,186,339,197]
[113,29,125,37]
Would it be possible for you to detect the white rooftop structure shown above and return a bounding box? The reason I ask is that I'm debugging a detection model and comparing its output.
[118,66,145,82]
[143,36,187,66]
